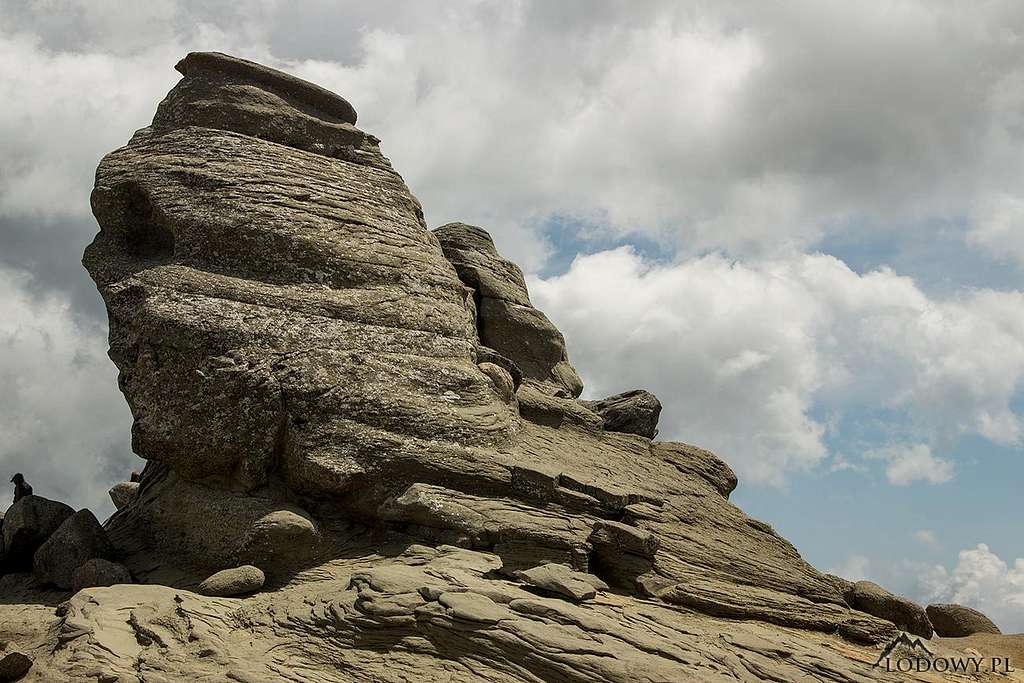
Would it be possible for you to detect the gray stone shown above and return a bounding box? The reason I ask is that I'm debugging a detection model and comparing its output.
[478,362,515,402]
[515,563,608,602]
[850,581,933,638]
[66,52,922,682]
[582,389,662,439]
[926,603,1001,637]
[108,481,139,510]
[0,652,31,681]
[433,222,584,397]
[33,510,114,589]
[654,441,738,498]
[2,496,74,570]
[589,520,660,559]
[197,565,265,597]
[476,345,522,390]
[71,558,132,592]
[823,573,856,605]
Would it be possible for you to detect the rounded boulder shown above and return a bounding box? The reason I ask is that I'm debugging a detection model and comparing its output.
[2,496,74,570]
[851,580,933,638]
[197,565,265,597]
[926,603,1001,637]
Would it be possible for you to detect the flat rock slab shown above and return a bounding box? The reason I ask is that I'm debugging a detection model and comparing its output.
[515,563,608,602]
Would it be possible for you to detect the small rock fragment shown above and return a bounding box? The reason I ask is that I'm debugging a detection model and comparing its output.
[108,481,139,510]
[438,591,506,624]
[589,520,660,559]
[581,389,662,439]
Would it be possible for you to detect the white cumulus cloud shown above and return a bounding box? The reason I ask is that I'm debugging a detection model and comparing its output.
[916,544,1024,633]
[531,248,1024,486]
[0,267,136,515]
[829,555,871,582]
[865,444,954,487]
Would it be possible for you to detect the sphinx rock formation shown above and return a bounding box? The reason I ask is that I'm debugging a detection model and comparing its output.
[7,52,986,681]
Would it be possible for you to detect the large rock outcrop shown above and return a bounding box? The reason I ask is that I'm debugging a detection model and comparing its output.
[23,51,991,681]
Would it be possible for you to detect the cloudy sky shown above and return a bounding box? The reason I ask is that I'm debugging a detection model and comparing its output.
[2,0,1023,630]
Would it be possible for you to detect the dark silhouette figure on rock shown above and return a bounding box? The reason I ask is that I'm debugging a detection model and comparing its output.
[11,473,33,503]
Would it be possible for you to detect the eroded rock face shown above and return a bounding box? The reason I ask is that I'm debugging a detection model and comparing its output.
[72,52,932,681]
[433,222,583,398]
[86,52,517,566]
[41,547,913,683]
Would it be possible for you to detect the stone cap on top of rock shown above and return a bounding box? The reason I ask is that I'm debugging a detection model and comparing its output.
[174,51,358,125]
[151,51,386,170]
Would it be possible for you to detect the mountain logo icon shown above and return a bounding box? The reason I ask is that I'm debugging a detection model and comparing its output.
[873,632,934,668]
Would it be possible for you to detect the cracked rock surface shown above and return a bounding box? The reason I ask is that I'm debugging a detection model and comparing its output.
[2,51,1010,681]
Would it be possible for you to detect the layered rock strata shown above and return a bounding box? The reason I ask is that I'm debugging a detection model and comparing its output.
[43,51,988,681]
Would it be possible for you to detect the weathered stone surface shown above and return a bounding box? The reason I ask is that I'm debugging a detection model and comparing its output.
[197,565,265,597]
[2,496,74,570]
[478,361,515,403]
[71,558,133,591]
[850,580,933,638]
[33,509,114,589]
[515,563,608,602]
[32,547,922,683]
[0,652,31,682]
[106,465,319,576]
[582,389,662,438]
[927,603,1002,637]
[108,480,139,509]
[40,52,963,682]
[654,441,738,498]
[476,345,522,390]
[824,573,857,605]
[433,222,583,397]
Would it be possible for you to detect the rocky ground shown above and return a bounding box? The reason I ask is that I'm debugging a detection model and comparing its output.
[0,52,1019,682]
